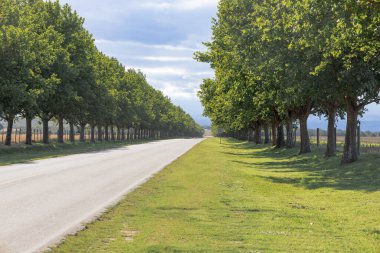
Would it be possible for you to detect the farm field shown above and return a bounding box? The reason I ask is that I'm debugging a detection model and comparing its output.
[309,136,380,145]
[0,132,149,147]
[51,138,380,253]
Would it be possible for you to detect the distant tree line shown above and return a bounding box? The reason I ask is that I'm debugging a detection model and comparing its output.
[0,0,204,146]
[196,0,379,164]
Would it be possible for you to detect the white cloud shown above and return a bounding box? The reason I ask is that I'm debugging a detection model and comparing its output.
[60,0,216,125]
[133,66,189,76]
[133,56,194,62]
[161,84,195,99]
[142,0,219,11]
[95,39,197,52]
[363,103,380,121]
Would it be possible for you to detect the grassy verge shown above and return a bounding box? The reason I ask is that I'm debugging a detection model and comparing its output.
[0,139,155,166]
[50,138,380,252]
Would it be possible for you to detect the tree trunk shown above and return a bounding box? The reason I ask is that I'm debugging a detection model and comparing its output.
[69,123,75,142]
[104,125,109,141]
[97,126,103,141]
[5,116,14,146]
[326,106,337,157]
[299,114,311,154]
[57,116,64,143]
[264,125,270,144]
[247,129,252,142]
[271,122,277,146]
[276,124,285,148]
[286,119,295,148]
[25,117,33,145]
[122,127,126,141]
[342,101,359,164]
[111,125,115,141]
[42,118,49,144]
[116,127,120,141]
[90,125,95,142]
[254,123,262,144]
[80,123,86,142]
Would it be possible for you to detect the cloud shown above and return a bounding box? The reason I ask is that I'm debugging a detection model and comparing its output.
[134,67,189,76]
[141,0,219,10]
[363,103,380,121]
[161,84,196,99]
[95,39,197,52]
[60,0,215,125]
[133,56,194,62]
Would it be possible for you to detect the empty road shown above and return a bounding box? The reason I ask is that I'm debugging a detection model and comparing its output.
[0,138,203,253]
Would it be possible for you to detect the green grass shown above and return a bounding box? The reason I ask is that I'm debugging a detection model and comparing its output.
[50,138,380,252]
[0,139,154,166]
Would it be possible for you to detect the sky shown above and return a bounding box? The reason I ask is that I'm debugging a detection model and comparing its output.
[60,0,379,131]
[60,0,217,127]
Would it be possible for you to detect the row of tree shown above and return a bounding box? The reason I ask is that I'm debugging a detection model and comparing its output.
[0,0,204,146]
[197,0,379,164]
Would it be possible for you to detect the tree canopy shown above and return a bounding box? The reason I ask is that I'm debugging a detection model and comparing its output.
[0,0,204,145]
[197,0,379,163]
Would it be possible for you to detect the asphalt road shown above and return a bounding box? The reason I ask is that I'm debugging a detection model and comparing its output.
[0,138,203,253]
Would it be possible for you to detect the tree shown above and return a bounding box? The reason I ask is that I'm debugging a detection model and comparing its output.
[197,0,379,164]
[0,0,203,147]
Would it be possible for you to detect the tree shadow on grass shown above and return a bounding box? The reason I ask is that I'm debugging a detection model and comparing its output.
[222,139,380,192]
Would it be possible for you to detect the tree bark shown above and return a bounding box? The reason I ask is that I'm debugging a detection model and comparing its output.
[90,125,95,142]
[264,125,270,144]
[122,127,126,141]
[104,125,109,141]
[271,122,277,146]
[42,117,49,144]
[97,126,103,141]
[326,106,337,157]
[25,117,33,145]
[299,114,311,154]
[80,123,86,142]
[276,124,285,148]
[254,123,262,144]
[5,116,14,146]
[57,116,64,143]
[247,129,252,142]
[111,125,115,141]
[69,122,75,142]
[342,100,360,164]
[116,127,120,141]
[285,118,295,148]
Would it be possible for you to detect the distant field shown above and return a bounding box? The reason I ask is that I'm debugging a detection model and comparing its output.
[0,139,153,166]
[0,133,139,147]
[51,138,380,253]
[0,133,82,146]
[310,136,380,145]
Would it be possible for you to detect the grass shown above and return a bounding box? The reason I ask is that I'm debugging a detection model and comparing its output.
[0,139,154,166]
[50,138,380,252]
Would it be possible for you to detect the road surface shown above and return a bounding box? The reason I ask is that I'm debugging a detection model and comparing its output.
[0,138,203,253]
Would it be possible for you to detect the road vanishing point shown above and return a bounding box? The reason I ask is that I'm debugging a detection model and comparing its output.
[0,138,203,253]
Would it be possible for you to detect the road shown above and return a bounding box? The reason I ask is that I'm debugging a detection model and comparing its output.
[0,138,203,253]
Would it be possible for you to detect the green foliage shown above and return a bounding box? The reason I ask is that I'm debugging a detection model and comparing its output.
[197,0,380,161]
[0,0,203,140]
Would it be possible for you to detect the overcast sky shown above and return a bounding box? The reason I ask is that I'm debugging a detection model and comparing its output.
[60,0,379,131]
